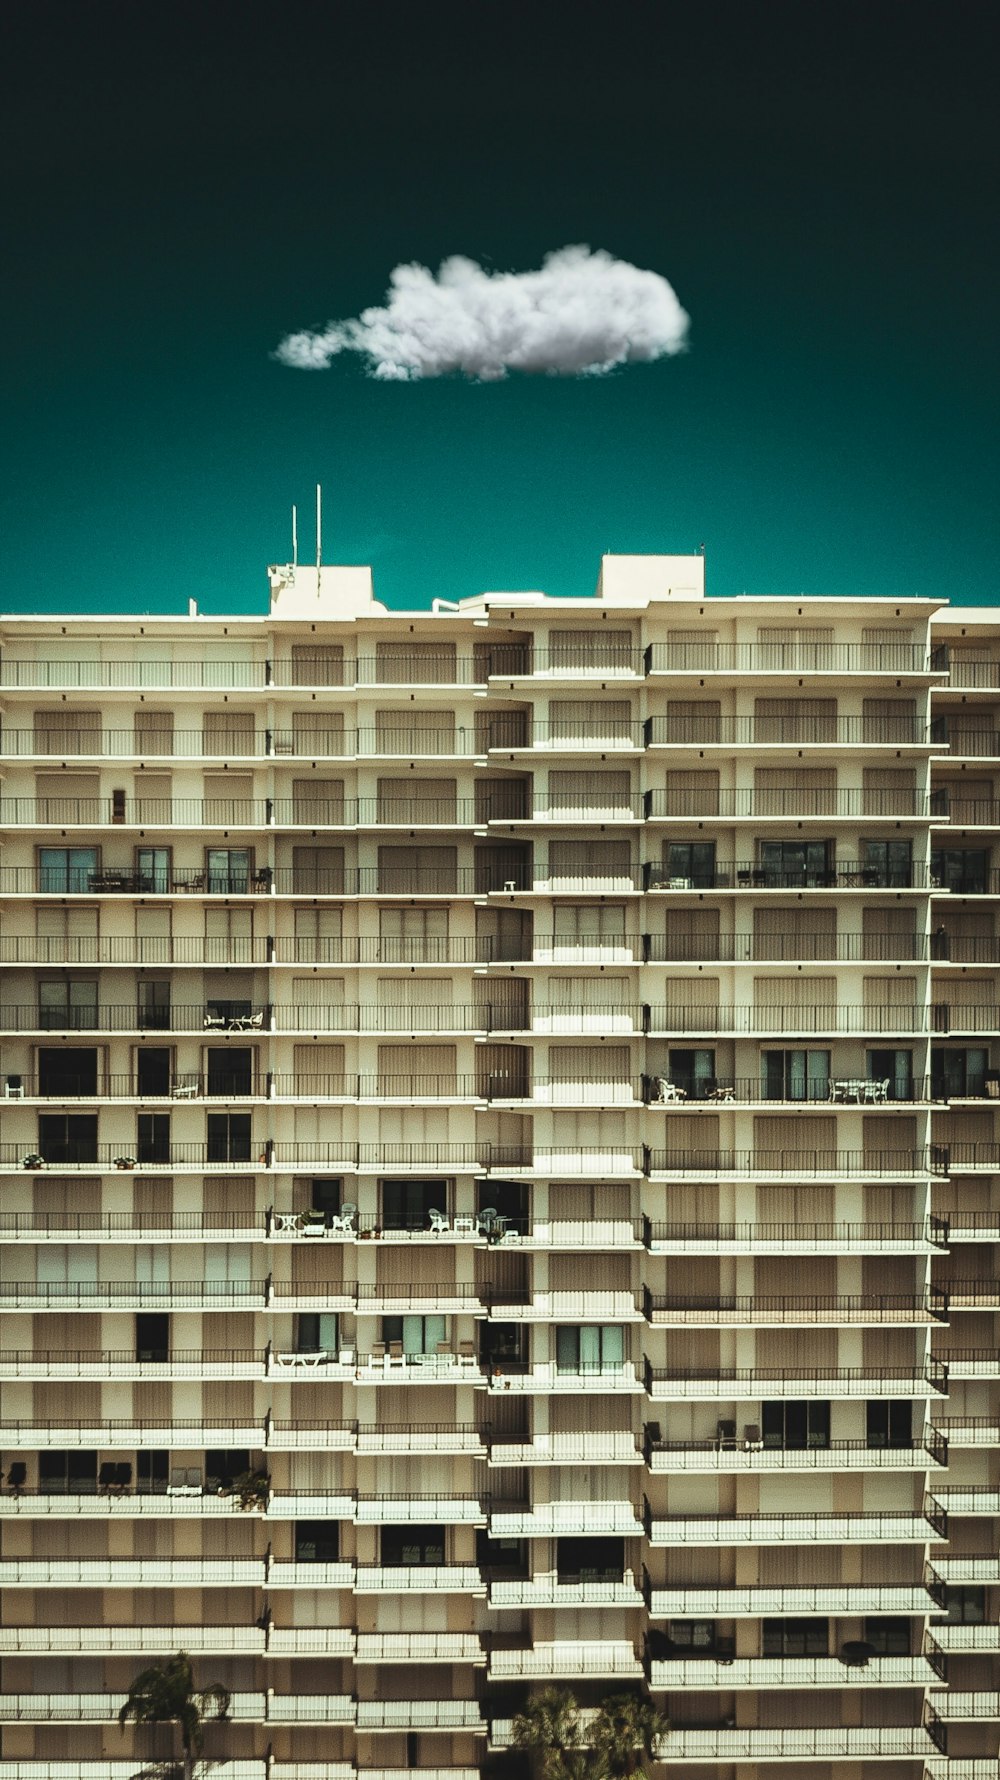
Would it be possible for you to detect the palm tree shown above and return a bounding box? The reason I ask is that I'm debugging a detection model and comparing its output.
[118,1651,229,1780]
[511,1685,592,1780]
[592,1692,668,1778]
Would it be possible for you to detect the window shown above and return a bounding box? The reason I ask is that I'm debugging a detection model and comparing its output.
[206,849,252,894]
[381,1525,445,1566]
[206,1113,252,1164]
[382,1314,447,1355]
[295,1521,340,1562]
[944,1587,986,1624]
[761,1050,830,1101]
[762,1401,830,1450]
[864,1618,910,1655]
[38,980,97,1030]
[206,1048,253,1097]
[137,1113,171,1164]
[932,848,990,895]
[37,1115,98,1164]
[762,1619,828,1657]
[137,981,171,1030]
[136,1048,172,1096]
[551,904,627,960]
[38,1451,98,1495]
[38,1048,98,1097]
[867,1049,913,1101]
[757,840,832,887]
[381,1180,447,1231]
[135,1313,169,1362]
[932,1049,988,1099]
[668,1050,717,1099]
[137,1451,169,1493]
[35,905,98,964]
[861,839,913,887]
[666,1620,720,1654]
[38,847,98,893]
[135,847,171,894]
[555,1325,625,1374]
[557,1536,624,1583]
[205,1449,250,1491]
[866,1400,912,1449]
[297,1313,338,1355]
[204,906,254,964]
[666,842,716,888]
[291,846,344,894]
[294,905,344,963]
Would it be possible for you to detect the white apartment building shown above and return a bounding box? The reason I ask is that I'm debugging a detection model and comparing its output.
[0,553,997,1780]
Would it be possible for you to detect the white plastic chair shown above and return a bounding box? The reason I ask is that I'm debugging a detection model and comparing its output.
[429,1208,450,1234]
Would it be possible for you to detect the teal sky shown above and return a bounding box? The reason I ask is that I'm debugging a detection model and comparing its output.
[3,0,998,615]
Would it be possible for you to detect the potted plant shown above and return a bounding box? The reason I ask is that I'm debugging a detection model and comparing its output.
[233,1468,270,1512]
[114,1155,137,1170]
[21,1153,45,1170]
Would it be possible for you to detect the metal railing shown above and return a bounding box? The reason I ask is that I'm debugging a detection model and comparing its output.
[644,932,931,962]
[644,1217,947,1249]
[645,788,934,819]
[643,1359,948,1395]
[643,1287,948,1324]
[642,1075,936,1104]
[646,640,933,674]
[646,1003,927,1033]
[647,714,931,746]
[647,1146,944,1176]
[644,860,932,890]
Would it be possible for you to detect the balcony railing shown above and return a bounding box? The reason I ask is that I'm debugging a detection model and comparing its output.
[647,1146,943,1177]
[644,1360,948,1398]
[646,1653,939,1689]
[645,788,934,819]
[486,718,646,750]
[644,931,931,962]
[933,648,1000,687]
[0,653,492,690]
[645,1436,945,1470]
[0,796,494,829]
[487,1642,642,1679]
[0,1347,265,1380]
[645,640,933,674]
[646,714,931,746]
[652,1727,935,1760]
[644,859,932,891]
[645,1580,940,1616]
[0,1210,268,1239]
[643,1076,936,1106]
[644,1217,947,1252]
[488,646,645,678]
[646,1003,927,1035]
[643,1288,948,1324]
[0,725,489,759]
[647,1508,943,1544]
[0,1281,269,1311]
[0,1003,272,1034]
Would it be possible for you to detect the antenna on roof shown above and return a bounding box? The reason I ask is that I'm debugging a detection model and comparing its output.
[316,483,322,593]
[291,504,298,570]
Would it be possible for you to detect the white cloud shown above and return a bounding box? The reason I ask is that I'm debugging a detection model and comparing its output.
[274,246,689,381]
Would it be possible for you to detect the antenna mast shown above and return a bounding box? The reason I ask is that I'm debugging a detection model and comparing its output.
[316,483,322,593]
[291,505,298,570]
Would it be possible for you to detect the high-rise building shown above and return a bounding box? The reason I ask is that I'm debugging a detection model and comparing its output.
[0,555,997,1779]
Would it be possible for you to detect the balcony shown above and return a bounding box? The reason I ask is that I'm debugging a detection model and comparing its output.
[354,1564,484,1595]
[486,1289,643,1322]
[644,1361,948,1400]
[647,1508,945,1544]
[0,1003,272,1036]
[644,639,933,676]
[485,1363,643,1395]
[354,1633,484,1664]
[488,1571,643,1609]
[645,787,933,821]
[646,714,930,748]
[490,1503,641,1538]
[644,859,931,891]
[354,1423,486,1457]
[484,792,647,825]
[0,1624,269,1653]
[0,722,483,760]
[646,1004,928,1037]
[643,1289,947,1326]
[487,645,645,679]
[356,1702,485,1731]
[647,1147,942,1179]
[644,932,930,963]
[652,1726,935,1761]
[0,1347,266,1381]
[487,718,646,752]
[487,1432,643,1466]
[0,1281,268,1312]
[0,1211,267,1242]
[486,1641,643,1679]
[645,1436,945,1472]
[931,1416,1000,1446]
[0,1414,263,1447]
[356,1353,482,1383]
[0,1557,266,1587]
[645,1217,946,1254]
[931,1625,1000,1652]
[647,1653,941,1689]
[354,1493,486,1525]
[646,1582,940,1616]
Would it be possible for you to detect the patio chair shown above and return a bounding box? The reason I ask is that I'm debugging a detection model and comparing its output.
[428,1208,450,1234]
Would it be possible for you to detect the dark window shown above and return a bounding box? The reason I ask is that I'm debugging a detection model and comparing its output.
[381,1314,447,1355]
[381,1179,446,1231]
[206,1112,252,1163]
[206,1048,253,1096]
[945,1587,986,1625]
[762,1618,828,1657]
[932,848,989,895]
[137,1113,171,1164]
[475,1531,529,1578]
[297,1313,338,1354]
[864,1618,910,1655]
[861,839,913,887]
[305,1180,341,1225]
[37,1114,97,1164]
[205,1449,250,1492]
[932,1048,988,1099]
[295,1521,340,1562]
[666,1620,719,1654]
[381,1524,445,1567]
[136,1048,172,1096]
[556,1325,625,1373]
[38,980,97,1030]
[867,1049,913,1100]
[481,1323,528,1371]
[135,848,171,893]
[206,848,252,893]
[666,842,716,887]
[762,1401,830,1450]
[136,1450,169,1493]
[758,840,831,887]
[668,1050,717,1098]
[135,1313,169,1362]
[38,1450,98,1494]
[761,1050,830,1101]
[866,1400,912,1449]
[38,1048,98,1096]
[38,847,98,893]
[556,1536,624,1583]
[138,981,171,1030]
